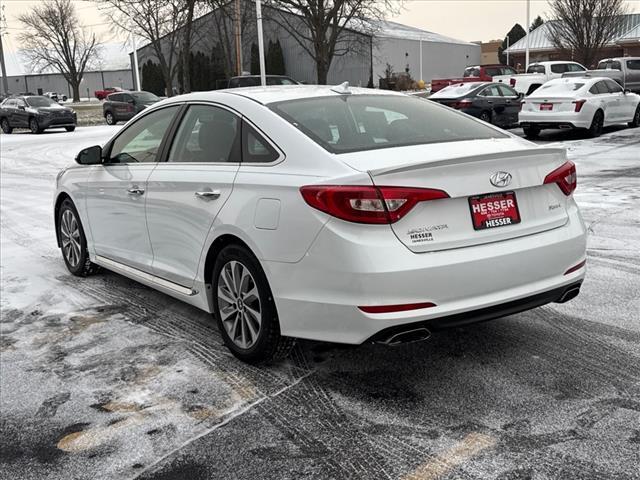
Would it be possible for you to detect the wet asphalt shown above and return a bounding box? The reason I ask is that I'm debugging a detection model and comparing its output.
[1,126,639,480]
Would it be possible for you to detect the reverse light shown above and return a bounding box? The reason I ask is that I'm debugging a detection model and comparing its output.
[300,185,449,224]
[544,161,577,196]
[358,302,436,314]
[572,100,586,112]
[564,260,586,275]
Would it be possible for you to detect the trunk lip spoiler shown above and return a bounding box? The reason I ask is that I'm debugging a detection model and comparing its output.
[362,147,566,177]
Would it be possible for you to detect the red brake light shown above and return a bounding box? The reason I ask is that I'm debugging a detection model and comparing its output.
[572,100,586,112]
[358,302,436,314]
[300,185,449,224]
[544,161,577,196]
[510,78,516,87]
[564,259,586,275]
[453,100,472,109]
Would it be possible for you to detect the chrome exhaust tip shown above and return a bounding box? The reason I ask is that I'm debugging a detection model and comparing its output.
[556,286,581,303]
[375,327,431,347]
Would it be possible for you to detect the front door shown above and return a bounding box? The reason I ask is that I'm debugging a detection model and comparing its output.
[13,98,29,127]
[145,104,242,287]
[84,105,180,272]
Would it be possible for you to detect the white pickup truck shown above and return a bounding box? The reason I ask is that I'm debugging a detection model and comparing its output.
[493,61,587,96]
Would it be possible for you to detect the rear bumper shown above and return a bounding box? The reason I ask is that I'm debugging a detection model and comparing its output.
[521,121,578,130]
[265,204,587,344]
[519,112,591,129]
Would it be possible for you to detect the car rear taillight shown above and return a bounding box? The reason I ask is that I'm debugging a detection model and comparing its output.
[300,185,449,224]
[544,161,577,196]
[358,302,436,314]
[510,78,516,87]
[572,100,586,112]
[453,100,472,109]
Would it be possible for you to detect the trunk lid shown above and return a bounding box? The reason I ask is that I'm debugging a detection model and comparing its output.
[523,96,577,113]
[339,139,570,253]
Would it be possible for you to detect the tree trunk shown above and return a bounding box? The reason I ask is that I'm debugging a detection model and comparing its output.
[71,82,80,103]
[182,0,196,93]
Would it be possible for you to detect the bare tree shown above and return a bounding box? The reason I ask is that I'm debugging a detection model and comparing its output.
[266,0,398,84]
[98,0,193,96]
[547,0,629,68]
[18,0,101,102]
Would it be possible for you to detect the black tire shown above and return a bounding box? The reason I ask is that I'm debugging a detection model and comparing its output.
[0,118,12,134]
[523,124,540,139]
[212,244,294,364]
[29,117,43,134]
[628,105,640,128]
[479,110,492,124]
[65,126,76,132]
[105,111,117,125]
[57,199,100,277]
[588,110,604,138]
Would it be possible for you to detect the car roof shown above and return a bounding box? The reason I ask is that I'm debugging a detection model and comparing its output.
[170,85,407,105]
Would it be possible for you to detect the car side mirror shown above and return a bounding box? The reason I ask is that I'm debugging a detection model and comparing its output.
[18,105,25,110]
[517,92,524,99]
[76,145,103,165]
[624,89,631,94]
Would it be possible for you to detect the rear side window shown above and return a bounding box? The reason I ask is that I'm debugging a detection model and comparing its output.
[270,95,506,154]
[550,64,568,74]
[168,105,240,163]
[484,67,501,77]
[479,85,501,96]
[109,106,179,163]
[502,67,517,75]
[498,85,519,97]
[566,63,586,72]
[598,60,622,70]
[527,65,546,74]
[589,81,609,95]
[242,122,279,163]
[605,79,623,93]
[626,60,640,70]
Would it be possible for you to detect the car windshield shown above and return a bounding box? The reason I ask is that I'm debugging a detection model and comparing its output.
[132,92,159,102]
[430,83,484,98]
[537,81,585,94]
[270,94,506,154]
[25,96,56,107]
[526,65,546,74]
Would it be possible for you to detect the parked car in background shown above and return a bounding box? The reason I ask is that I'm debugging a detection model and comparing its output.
[227,75,300,88]
[0,95,77,134]
[431,65,518,93]
[494,61,587,96]
[562,57,640,93]
[56,85,586,363]
[44,92,68,102]
[429,82,522,128]
[519,77,640,138]
[103,91,160,125]
[95,87,123,101]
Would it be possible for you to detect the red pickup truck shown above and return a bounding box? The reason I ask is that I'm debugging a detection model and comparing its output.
[431,65,518,93]
[94,87,123,101]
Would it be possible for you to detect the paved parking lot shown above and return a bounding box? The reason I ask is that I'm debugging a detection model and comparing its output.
[1,125,639,480]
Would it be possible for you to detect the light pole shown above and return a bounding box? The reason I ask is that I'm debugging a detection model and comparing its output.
[255,0,266,86]
[131,32,141,91]
[525,0,530,68]
[0,5,9,95]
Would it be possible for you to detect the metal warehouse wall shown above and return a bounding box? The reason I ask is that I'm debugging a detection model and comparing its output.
[135,3,372,89]
[373,37,481,85]
[1,69,135,98]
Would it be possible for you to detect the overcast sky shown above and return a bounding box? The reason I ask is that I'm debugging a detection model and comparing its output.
[2,0,639,72]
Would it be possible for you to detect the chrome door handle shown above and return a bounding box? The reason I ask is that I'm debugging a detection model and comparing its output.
[127,187,145,195]
[195,190,221,200]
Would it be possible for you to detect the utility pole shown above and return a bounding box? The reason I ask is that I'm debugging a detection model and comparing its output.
[0,5,9,95]
[525,0,530,69]
[131,33,141,91]
[255,0,266,86]
[234,0,242,76]
[506,35,510,67]
[419,39,423,82]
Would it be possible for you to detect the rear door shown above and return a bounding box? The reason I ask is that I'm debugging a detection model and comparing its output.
[498,84,521,125]
[477,85,507,125]
[145,103,241,287]
[625,59,640,91]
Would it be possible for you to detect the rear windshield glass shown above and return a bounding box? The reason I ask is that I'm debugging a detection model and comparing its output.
[537,81,585,94]
[132,92,159,102]
[25,96,56,107]
[463,67,480,77]
[597,60,621,70]
[270,95,506,154]
[430,83,484,98]
[526,65,546,74]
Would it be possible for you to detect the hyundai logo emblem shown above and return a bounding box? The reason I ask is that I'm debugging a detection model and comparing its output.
[490,171,512,188]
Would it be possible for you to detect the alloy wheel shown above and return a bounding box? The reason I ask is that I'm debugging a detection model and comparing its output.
[217,260,262,349]
[60,209,82,268]
[30,119,39,134]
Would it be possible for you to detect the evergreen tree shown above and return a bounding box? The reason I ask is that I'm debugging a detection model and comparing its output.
[266,40,286,75]
[498,23,527,66]
[142,60,165,96]
[530,15,544,32]
[250,43,260,75]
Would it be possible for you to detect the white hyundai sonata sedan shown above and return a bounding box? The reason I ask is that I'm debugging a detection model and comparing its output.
[54,85,587,363]
[520,77,640,139]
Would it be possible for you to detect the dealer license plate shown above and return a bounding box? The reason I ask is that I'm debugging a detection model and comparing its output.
[469,191,521,230]
[540,103,553,111]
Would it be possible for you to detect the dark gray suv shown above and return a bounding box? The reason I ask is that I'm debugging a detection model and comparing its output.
[103,91,160,125]
[0,96,76,134]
